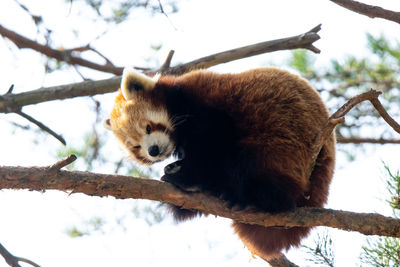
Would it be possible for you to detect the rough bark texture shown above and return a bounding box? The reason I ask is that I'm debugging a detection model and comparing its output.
[1,164,400,238]
[330,0,400,24]
[0,77,121,113]
[0,25,322,113]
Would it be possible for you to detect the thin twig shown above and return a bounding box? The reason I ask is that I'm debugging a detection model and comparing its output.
[62,44,116,67]
[15,110,66,145]
[369,98,400,135]
[337,137,400,145]
[330,0,400,24]
[13,0,42,26]
[157,0,177,30]
[89,46,115,66]
[7,120,31,130]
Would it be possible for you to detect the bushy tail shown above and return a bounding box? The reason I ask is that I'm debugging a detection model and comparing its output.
[165,204,203,222]
[233,138,335,259]
[232,223,310,259]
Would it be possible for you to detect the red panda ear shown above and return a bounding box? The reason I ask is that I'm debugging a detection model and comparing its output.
[121,67,159,100]
[104,119,112,130]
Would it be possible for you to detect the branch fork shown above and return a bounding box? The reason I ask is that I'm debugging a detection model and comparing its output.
[309,89,400,175]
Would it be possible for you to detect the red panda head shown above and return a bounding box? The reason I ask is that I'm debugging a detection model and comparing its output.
[105,68,174,165]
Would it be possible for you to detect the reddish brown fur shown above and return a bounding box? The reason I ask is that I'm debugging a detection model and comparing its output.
[110,68,335,259]
[156,68,335,259]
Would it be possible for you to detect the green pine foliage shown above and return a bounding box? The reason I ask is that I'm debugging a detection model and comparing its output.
[289,34,400,266]
[360,165,400,267]
[288,34,400,151]
[302,230,335,267]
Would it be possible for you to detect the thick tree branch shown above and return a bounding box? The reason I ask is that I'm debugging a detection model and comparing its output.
[163,24,322,75]
[0,77,121,113]
[1,163,400,238]
[0,24,322,113]
[330,0,400,24]
[0,243,41,267]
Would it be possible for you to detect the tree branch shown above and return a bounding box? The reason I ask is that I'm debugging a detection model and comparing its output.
[369,98,400,135]
[330,0,400,24]
[266,253,299,267]
[0,24,322,113]
[337,137,400,145]
[0,243,41,267]
[0,76,122,113]
[306,89,400,188]
[163,24,322,75]
[1,163,400,238]
[15,110,66,145]
[0,24,123,75]
[310,89,381,175]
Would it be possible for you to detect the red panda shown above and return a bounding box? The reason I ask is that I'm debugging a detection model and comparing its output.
[106,67,335,260]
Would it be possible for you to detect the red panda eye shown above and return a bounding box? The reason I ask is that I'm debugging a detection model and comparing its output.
[134,145,141,149]
[146,125,151,134]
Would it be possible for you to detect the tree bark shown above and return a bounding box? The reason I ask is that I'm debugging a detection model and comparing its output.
[0,24,322,113]
[330,0,400,24]
[1,163,400,238]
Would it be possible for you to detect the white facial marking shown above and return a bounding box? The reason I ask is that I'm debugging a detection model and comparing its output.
[146,110,171,130]
[143,132,174,161]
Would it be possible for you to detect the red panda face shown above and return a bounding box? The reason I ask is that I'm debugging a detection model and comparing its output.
[106,68,175,165]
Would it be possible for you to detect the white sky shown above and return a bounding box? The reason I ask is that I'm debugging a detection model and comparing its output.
[1,0,400,266]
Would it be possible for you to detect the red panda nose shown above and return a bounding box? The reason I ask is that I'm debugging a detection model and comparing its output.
[148,145,160,157]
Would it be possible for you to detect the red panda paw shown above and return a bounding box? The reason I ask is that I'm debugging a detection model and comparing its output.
[161,160,203,193]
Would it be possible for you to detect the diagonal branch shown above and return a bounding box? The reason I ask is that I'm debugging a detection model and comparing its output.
[164,24,322,75]
[310,89,388,166]
[15,110,66,145]
[1,163,400,238]
[330,0,400,24]
[370,98,400,135]
[0,24,123,75]
[308,89,400,178]
[0,24,322,113]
